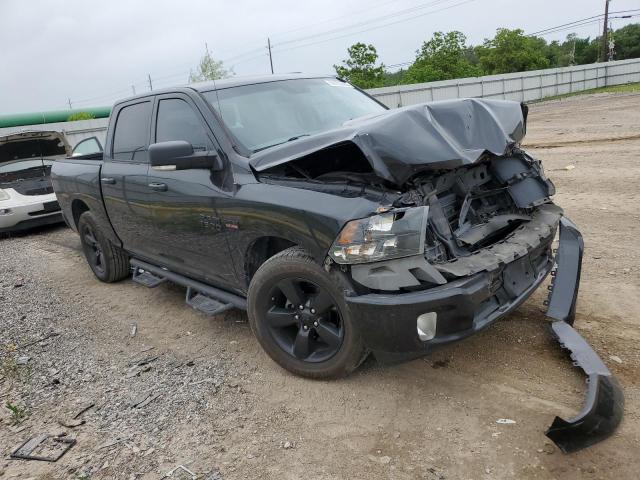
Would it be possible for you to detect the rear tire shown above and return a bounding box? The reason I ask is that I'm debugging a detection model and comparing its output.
[78,211,129,283]
[248,246,367,379]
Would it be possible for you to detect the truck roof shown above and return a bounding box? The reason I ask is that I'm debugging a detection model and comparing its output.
[114,73,334,107]
[190,73,332,91]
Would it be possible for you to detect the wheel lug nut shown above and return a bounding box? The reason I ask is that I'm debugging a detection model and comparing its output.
[313,321,318,327]
[298,305,304,310]
[303,325,309,330]
[294,314,299,320]
[310,308,316,314]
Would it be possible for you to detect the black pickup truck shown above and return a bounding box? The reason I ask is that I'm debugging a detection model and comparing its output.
[52,74,621,452]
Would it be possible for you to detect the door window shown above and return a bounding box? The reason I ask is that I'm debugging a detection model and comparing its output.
[72,136,103,156]
[112,101,152,162]
[156,99,210,151]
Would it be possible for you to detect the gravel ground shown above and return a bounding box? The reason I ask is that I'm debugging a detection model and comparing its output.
[1,91,639,479]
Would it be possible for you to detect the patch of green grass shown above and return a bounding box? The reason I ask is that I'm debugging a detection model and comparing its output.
[537,82,640,102]
[5,401,28,424]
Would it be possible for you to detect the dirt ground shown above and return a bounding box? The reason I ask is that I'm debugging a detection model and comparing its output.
[1,91,639,479]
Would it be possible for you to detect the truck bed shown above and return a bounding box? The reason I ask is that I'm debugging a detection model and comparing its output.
[51,156,118,244]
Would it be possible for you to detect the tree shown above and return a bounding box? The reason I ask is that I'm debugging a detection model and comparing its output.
[476,28,550,74]
[334,43,386,89]
[189,45,232,83]
[404,31,482,83]
[67,111,96,121]
[612,23,640,60]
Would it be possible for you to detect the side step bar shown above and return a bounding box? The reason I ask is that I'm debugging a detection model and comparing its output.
[130,259,247,314]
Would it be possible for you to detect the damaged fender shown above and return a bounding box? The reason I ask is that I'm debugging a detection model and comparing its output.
[544,218,624,453]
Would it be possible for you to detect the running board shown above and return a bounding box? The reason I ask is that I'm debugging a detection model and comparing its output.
[132,268,166,288]
[186,287,234,316]
[129,259,247,313]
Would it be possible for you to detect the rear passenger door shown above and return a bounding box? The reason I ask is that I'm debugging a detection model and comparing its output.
[147,94,238,288]
[101,100,156,257]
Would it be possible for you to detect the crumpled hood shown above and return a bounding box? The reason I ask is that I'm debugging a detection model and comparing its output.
[250,98,528,186]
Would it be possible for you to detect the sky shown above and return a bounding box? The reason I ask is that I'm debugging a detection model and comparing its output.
[1,0,638,114]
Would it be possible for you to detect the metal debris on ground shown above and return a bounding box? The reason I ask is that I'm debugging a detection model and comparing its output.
[10,433,76,462]
[130,323,137,337]
[162,464,197,479]
[131,392,160,409]
[496,418,517,424]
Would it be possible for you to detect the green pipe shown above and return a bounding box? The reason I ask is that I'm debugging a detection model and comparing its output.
[0,106,111,128]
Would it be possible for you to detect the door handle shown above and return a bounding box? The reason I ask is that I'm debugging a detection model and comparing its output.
[148,182,168,192]
[101,177,116,185]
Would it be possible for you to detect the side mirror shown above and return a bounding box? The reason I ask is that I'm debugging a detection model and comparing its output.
[149,141,223,171]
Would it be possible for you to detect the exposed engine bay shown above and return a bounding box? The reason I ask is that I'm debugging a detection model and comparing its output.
[258,139,557,292]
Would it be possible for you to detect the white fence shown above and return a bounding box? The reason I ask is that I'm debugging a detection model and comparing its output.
[366,58,640,108]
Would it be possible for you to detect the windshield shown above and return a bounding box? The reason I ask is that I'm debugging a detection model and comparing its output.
[202,78,386,153]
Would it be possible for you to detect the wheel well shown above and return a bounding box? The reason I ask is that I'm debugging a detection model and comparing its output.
[71,200,90,229]
[245,237,296,285]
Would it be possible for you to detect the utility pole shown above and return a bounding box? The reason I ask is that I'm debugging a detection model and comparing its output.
[132,85,136,95]
[608,22,615,61]
[67,98,72,110]
[601,0,610,62]
[148,74,153,91]
[267,38,274,74]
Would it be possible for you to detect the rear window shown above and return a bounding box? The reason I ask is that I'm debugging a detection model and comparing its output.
[112,102,152,162]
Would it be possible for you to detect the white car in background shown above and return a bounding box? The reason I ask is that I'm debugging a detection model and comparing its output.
[0,130,75,234]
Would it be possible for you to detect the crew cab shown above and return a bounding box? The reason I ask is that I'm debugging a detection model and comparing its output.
[51,74,622,452]
[0,130,70,234]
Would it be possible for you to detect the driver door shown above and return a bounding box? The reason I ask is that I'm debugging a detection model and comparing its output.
[147,93,238,289]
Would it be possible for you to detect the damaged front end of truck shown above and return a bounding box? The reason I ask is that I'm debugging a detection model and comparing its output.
[250,98,623,452]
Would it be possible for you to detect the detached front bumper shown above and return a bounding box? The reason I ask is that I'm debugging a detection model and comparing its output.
[346,217,623,452]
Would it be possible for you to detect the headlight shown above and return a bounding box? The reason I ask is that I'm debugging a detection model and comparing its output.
[0,189,9,201]
[329,206,428,264]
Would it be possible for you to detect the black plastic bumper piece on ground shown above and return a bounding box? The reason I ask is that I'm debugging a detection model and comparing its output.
[545,321,624,453]
[544,217,624,453]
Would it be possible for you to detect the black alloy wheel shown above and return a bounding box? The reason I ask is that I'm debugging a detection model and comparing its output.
[247,246,367,379]
[77,211,130,283]
[264,277,344,363]
[81,223,105,276]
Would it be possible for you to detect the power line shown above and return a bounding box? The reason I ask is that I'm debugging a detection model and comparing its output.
[272,0,477,55]
[274,0,459,48]
[527,9,640,36]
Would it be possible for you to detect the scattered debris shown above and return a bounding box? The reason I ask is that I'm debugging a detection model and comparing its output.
[130,323,138,337]
[18,332,59,350]
[10,433,76,462]
[609,355,623,364]
[96,438,125,450]
[131,392,160,409]
[496,419,516,424]
[73,401,95,419]
[283,441,293,449]
[57,417,84,428]
[15,356,30,365]
[564,165,576,171]
[162,465,197,479]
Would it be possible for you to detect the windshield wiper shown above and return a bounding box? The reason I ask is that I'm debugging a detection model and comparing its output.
[252,134,311,153]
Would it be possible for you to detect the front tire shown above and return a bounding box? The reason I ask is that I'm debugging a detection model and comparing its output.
[78,211,129,283]
[247,247,366,378]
